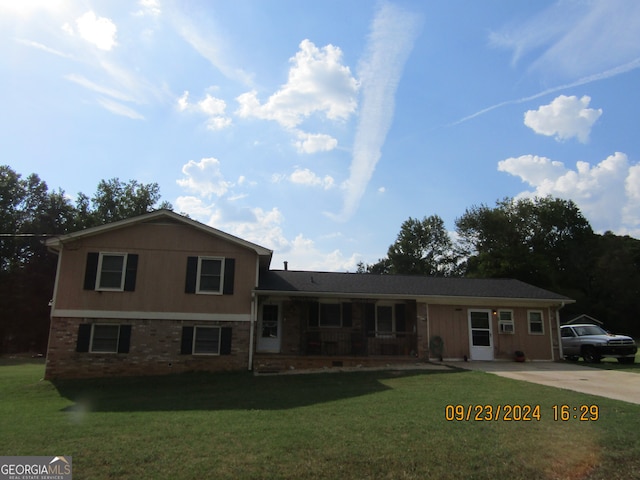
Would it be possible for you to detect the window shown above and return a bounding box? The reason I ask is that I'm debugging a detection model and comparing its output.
[75,323,132,353]
[193,326,221,354]
[180,326,233,355]
[320,303,342,327]
[364,303,406,338]
[308,302,352,328]
[498,310,515,334]
[197,257,224,294]
[84,252,138,292]
[376,305,394,336]
[528,310,544,334]
[98,253,126,290]
[185,257,235,295]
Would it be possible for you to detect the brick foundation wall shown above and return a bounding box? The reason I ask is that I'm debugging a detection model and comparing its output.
[45,317,250,379]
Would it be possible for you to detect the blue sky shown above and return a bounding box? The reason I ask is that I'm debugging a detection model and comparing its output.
[2,0,640,271]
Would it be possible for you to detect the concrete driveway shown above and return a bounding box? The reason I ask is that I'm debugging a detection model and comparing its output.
[451,361,640,405]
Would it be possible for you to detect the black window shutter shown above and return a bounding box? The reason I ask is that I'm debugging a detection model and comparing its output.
[365,303,376,337]
[124,254,138,292]
[180,326,194,354]
[309,301,319,327]
[395,304,406,333]
[220,327,232,355]
[76,324,92,352]
[185,257,198,294]
[342,303,353,327]
[223,258,235,295]
[83,252,99,290]
[117,325,132,353]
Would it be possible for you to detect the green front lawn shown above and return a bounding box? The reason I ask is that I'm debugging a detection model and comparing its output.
[1,359,639,479]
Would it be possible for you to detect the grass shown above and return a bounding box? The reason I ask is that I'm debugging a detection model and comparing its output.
[1,359,640,480]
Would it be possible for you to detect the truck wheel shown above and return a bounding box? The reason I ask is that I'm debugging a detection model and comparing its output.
[617,357,635,364]
[582,347,601,364]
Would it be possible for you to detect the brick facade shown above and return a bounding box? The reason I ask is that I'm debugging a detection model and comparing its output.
[45,317,250,379]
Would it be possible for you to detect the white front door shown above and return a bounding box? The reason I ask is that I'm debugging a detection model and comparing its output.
[256,303,281,353]
[468,310,494,360]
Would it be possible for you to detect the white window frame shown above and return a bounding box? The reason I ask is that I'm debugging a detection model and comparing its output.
[319,302,342,328]
[528,310,544,335]
[376,303,396,337]
[193,326,222,355]
[498,309,515,334]
[196,257,225,295]
[96,252,128,291]
[89,324,121,353]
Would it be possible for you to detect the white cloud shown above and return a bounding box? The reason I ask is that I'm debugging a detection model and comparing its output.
[332,2,422,221]
[294,131,338,154]
[289,168,335,190]
[15,38,72,58]
[235,39,359,128]
[489,0,640,80]
[96,97,144,120]
[134,0,161,17]
[177,158,233,198]
[73,11,118,51]
[178,91,231,130]
[498,152,640,236]
[273,235,362,272]
[169,11,254,86]
[524,95,602,143]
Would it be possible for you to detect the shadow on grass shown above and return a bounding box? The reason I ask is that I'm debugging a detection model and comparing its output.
[53,368,461,413]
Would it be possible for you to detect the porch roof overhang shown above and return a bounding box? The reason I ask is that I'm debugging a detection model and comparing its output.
[255,270,574,308]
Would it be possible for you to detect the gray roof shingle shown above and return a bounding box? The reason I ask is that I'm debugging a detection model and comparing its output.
[257,270,572,302]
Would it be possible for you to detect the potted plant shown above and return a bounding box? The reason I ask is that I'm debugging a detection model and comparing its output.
[514,350,525,362]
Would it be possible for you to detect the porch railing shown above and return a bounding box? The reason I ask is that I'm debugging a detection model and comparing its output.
[304,331,416,356]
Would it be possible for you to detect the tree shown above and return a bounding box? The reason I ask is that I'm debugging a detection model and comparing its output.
[455,197,594,288]
[79,178,170,227]
[0,169,172,353]
[363,215,458,276]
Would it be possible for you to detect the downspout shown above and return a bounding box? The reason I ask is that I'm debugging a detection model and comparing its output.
[555,302,566,360]
[425,303,430,361]
[249,292,256,371]
[249,256,260,371]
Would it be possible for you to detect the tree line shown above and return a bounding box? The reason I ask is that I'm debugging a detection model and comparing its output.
[358,197,640,336]
[0,165,170,353]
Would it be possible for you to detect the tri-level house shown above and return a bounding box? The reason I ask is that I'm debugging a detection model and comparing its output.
[44,210,573,379]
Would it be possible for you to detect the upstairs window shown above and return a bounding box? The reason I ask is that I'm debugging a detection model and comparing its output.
[84,252,138,292]
[185,257,235,295]
[197,258,223,293]
[98,254,126,290]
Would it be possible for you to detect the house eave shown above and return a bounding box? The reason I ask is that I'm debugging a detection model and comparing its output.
[254,289,573,307]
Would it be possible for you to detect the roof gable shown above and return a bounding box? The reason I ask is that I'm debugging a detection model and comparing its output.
[45,209,273,267]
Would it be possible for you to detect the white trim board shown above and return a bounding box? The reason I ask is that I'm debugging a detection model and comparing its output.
[52,309,251,322]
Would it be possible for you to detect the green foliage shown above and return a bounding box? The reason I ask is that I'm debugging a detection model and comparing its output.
[0,166,171,353]
[455,197,593,286]
[364,215,458,276]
